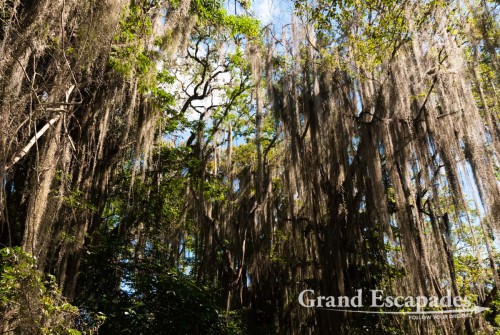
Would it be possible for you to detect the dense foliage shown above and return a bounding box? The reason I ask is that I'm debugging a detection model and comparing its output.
[1,0,499,334]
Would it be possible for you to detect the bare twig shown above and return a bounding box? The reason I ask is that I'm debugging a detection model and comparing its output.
[5,85,75,171]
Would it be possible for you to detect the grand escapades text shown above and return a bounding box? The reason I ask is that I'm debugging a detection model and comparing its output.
[298,289,472,311]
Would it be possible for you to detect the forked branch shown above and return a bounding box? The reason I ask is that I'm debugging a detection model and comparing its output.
[4,85,75,171]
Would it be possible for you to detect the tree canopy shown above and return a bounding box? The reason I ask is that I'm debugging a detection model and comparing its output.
[1,0,499,334]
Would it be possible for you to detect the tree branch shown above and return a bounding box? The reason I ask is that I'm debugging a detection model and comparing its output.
[4,85,75,171]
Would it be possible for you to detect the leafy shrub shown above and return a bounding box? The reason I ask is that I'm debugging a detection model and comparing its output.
[0,247,103,335]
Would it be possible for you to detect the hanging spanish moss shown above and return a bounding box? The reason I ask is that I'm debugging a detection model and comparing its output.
[1,0,499,334]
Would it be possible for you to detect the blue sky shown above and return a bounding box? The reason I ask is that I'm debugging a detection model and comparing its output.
[251,0,280,25]
[251,0,293,27]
